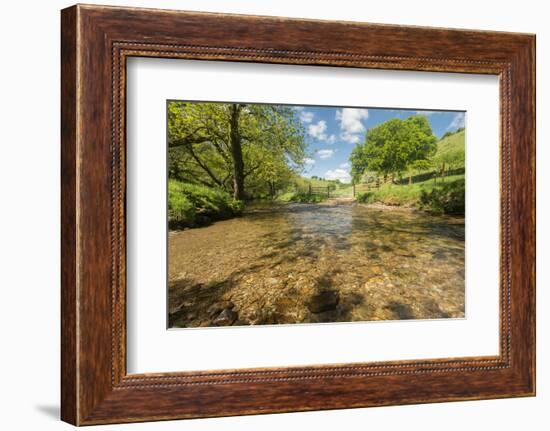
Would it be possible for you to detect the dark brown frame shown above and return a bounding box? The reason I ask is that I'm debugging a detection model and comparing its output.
[61,4,536,426]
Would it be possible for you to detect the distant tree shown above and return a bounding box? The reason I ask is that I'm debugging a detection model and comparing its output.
[350,115,437,184]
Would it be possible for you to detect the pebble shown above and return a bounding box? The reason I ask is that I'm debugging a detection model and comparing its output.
[207,300,234,318]
[213,308,238,326]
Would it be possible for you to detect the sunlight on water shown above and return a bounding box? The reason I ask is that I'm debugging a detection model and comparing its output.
[168,202,465,328]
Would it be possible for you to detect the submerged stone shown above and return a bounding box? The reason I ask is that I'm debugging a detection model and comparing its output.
[307,291,340,313]
[213,308,238,326]
[387,303,415,319]
[207,300,234,318]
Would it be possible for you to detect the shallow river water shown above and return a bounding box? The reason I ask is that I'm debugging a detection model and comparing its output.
[168,202,465,328]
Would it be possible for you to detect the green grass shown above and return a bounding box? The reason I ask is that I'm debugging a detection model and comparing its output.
[436,129,465,159]
[277,190,327,203]
[357,174,465,212]
[168,180,244,229]
[418,178,465,215]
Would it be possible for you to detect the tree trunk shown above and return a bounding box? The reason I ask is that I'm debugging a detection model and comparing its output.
[229,104,245,200]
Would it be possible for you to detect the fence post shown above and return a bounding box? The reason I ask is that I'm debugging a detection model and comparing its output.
[308,184,312,195]
[353,183,355,197]
[327,186,330,198]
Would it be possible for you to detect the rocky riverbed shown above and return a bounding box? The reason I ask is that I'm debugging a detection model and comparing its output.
[168,201,465,328]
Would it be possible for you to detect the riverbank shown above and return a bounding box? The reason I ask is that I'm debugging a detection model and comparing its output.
[356,175,465,215]
[168,180,244,229]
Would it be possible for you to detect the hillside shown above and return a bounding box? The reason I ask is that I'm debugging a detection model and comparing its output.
[435,129,465,164]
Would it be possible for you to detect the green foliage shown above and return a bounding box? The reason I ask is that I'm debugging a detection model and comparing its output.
[352,127,465,214]
[168,181,196,226]
[355,192,373,204]
[168,101,307,199]
[350,115,437,182]
[419,179,465,215]
[278,191,327,203]
[168,180,244,229]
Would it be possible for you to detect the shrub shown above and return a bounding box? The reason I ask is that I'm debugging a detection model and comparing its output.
[289,191,327,203]
[276,190,327,203]
[168,187,196,228]
[168,180,244,229]
[356,192,374,203]
[419,179,465,215]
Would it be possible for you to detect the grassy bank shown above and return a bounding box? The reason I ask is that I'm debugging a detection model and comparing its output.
[277,190,328,203]
[168,180,244,229]
[357,175,464,215]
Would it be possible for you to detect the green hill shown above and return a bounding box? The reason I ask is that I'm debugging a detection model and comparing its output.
[434,129,465,167]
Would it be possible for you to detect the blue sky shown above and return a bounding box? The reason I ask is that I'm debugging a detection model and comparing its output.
[293,106,465,183]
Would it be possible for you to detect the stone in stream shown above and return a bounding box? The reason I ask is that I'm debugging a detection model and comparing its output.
[307,291,340,313]
[207,300,234,318]
[387,302,415,319]
[212,308,238,326]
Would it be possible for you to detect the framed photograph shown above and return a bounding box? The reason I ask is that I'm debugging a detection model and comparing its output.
[61,4,535,425]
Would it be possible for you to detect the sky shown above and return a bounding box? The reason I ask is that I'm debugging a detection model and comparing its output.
[293,105,465,183]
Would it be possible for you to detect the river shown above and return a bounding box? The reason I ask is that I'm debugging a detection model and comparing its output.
[168,201,465,328]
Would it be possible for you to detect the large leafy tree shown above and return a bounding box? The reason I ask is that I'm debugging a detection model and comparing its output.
[350,115,437,183]
[168,102,307,199]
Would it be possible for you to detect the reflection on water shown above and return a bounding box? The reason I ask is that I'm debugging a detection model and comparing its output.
[168,202,465,328]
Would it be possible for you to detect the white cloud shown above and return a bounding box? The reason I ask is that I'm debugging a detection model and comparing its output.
[336,108,368,143]
[303,157,315,166]
[339,162,350,169]
[324,168,352,183]
[336,108,369,134]
[447,113,465,131]
[308,120,328,140]
[326,134,337,144]
[340,131,361,144]
[300,111,315,123]
[317,149,335,160]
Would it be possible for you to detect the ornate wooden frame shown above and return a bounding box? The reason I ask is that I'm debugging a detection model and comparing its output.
[61,4,536,425]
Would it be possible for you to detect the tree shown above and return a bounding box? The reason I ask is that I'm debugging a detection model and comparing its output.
[350,115,437,184]
[168,102,307,199]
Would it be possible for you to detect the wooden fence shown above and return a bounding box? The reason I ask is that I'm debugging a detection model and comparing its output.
[299,185,332,198]
[353,167,465,196]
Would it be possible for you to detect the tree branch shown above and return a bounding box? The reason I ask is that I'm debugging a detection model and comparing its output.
[187,146,223,186]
